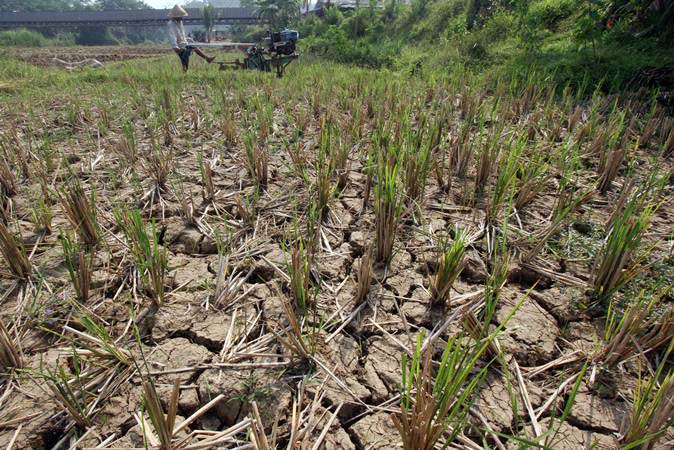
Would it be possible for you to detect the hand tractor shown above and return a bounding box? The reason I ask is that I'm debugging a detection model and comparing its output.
[216,29,299,78]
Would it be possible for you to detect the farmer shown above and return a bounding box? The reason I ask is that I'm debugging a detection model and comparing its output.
[167,5,215,72]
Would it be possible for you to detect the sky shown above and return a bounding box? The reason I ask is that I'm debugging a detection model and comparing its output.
[144,0,178,8]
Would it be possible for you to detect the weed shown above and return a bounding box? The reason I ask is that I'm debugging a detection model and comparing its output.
[59,232,93,303]
[602,286,674,367]
[116,209,167,305]
[403,122,432,207]
[0,319,22,370]
[0,155,17,197]
[621,343,674,450]
[394,332,492,449]
[60,177,99,247]
[197,151,216,203]
[0,221,31,279]
[116,120,138,164]
[40,353,94,428]
[286,233,314,311]
[354,247,373,306]
[315,129,334,219]
[243,130,269,190]
[66,311,132,366]
[374,152,403,265]
[276,294,312,361]
[141,378,179,449]
[30,190,53,235]
[592,191,656,300]
[145,133,175,194]
[171,178,197,226]
[514,152,549,211]
[236,193,256,228]
[431,228,467,307]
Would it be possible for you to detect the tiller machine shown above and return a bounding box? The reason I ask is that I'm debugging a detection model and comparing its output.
[217,29,299,78]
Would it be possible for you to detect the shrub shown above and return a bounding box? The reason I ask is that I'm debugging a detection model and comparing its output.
[0,29,48,47]
[302,27,398,68]
[528,0,576,30]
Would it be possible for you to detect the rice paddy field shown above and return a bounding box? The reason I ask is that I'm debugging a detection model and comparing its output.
[0,48,673,450]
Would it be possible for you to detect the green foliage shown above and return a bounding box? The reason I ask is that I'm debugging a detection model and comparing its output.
[302,26,398,68]
[0,27,76,48]
[528,0,575,30]
[0,29,49,47]
[75,27,119,46]
[295,0,674,90]
[97,0,147,9]
[256,0,300,29]
[203,3,215,42]
[1,0,84,12]
[1,1,154,46]
[466,0,491,30]
[1,0,148,11]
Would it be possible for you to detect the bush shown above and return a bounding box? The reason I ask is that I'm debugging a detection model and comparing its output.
[457,28,490,62]
[302,26,398,68]
[297,14,328,37]
[529,0,575,30]
[0,29,48,47]
[75,27,119,46]
[323,6,344,26]
[406,0,466,40]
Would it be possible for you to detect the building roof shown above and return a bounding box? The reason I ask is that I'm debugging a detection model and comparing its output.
[0,8,259,27]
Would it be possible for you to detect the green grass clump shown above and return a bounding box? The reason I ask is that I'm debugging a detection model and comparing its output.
[592,193,656,301]
[431,229,467,307]
[286,234,313,312]
[59,232,93,303]
[60,177,99,248]
[395,332,492,450]
[374,150,403,265]
[622,343,674,450]
[116,209,167,305]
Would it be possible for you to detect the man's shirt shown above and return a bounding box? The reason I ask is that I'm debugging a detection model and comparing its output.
[168,20,188,50]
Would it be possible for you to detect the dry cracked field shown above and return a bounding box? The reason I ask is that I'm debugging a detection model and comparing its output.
[0,51,673,449]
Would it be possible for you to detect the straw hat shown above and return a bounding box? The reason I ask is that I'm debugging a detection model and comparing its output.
[168,5,188,18]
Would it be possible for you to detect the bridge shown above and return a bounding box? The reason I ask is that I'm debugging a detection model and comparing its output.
[0,8,262,29]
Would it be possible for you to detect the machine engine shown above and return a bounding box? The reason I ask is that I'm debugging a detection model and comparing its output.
[218,28,299,77]
[265,29,299,56]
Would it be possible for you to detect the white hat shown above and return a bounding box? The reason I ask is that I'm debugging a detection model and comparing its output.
[168,5,188,18]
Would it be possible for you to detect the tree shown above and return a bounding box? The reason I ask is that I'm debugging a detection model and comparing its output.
[0,1,90,12]
[203,3,215,42]
[256,0,300,29]
[95,0,147,9]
